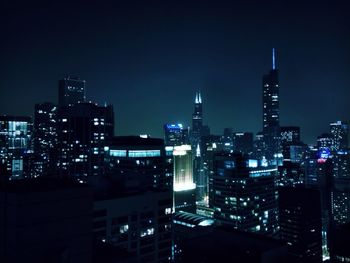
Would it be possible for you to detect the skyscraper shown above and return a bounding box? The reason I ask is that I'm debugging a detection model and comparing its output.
[262,48,280,160]
[191,92,203,153]
[57,102,114,180]
[58,76,86,107]
[33,102,58,176]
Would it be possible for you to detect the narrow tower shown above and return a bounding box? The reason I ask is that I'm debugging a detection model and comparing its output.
[262,48,280,160]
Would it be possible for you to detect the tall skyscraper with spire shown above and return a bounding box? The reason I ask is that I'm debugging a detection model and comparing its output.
[191,91,203,153]
[262,48,280,160]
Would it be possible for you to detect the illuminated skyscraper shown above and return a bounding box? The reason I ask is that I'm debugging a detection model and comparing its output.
[58,76,86,107]
[262,48,280,160]
[173,145,196,212]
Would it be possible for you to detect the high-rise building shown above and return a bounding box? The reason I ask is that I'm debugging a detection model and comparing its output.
[57,102,114,180]
[279,187,322,263]
[58,76,86,107]
[0,115,33,180]
[33,102,58,177]
[262,48,280,160]
[173,145,196,213]
[210,152,278,236]
[191,92,203,153]
[330,121,348,151]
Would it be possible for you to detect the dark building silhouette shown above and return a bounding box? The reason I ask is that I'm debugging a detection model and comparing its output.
[58,76,86,107]
[234,132,254,155]
[262,48,280,160]
[329,223,350,263]
[0,115,33,181]
[279,187,322,263]
[33,102,58,177]
[57,102,114,180]
[0,178,93,263]
[175,225,288,263]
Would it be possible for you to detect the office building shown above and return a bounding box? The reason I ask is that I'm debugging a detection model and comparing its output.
[191,92,203,154]
[33,102,58,177]
[210,152,278,236]
[93,191,173,263]
[58,76,86,107]
[0,115,33,180]
[57,102,114,180]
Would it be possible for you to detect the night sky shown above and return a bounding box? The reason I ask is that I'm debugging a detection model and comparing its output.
[1,0,350,144]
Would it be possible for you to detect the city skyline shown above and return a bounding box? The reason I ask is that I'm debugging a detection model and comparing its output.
[1,1,350,144]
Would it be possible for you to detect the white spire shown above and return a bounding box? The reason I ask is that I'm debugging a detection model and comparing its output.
[198,91,202,103]
[195,92,199,104]
[196,143,201,157]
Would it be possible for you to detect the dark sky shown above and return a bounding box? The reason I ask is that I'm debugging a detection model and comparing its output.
[1,0,350,144]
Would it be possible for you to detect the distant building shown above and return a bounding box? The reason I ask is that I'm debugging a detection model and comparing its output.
[233,132,253,155]
[191,92,203,153]
[33,102,58,177]
[279,187,322,263]
[58,76,86,107]
[163,123,185,146]
[57,102,114,180]
[0,178,93,263]
[210,152,278,236]
[0,115,33,180]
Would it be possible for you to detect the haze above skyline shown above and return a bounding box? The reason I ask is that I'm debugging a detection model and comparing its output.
[1,0,350,144]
